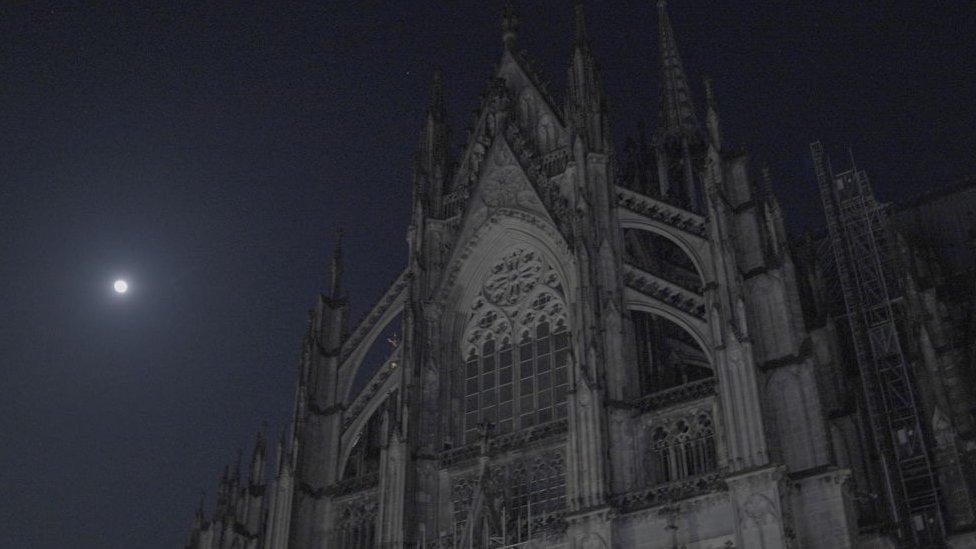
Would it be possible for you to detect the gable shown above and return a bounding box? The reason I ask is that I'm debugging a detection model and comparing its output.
[433,135,576,305]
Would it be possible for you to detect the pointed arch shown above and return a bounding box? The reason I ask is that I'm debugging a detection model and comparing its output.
[438,209,578,445]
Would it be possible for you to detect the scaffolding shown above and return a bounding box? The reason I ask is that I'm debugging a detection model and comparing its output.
[811,142,945,545]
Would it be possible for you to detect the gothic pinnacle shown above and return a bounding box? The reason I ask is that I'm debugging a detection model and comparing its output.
[704,77,721,149]
[656,0,699,135]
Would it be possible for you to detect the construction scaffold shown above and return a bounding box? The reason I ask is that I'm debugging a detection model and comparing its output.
[811,142,945,546]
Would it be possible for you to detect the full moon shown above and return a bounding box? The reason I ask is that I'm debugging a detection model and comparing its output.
[113,279,128,294]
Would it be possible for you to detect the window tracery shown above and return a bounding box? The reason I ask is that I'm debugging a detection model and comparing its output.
[645,410,717,485]
[461,248,570,444]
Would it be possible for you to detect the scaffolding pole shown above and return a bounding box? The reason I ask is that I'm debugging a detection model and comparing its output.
[811,142,945,546]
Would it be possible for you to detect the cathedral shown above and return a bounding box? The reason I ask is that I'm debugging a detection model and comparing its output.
[186,2,976,548]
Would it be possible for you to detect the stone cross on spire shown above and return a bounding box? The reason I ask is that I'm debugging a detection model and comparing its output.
[657,0,699,135]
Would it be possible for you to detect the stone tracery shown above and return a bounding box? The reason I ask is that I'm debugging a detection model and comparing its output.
[461,247,571,444]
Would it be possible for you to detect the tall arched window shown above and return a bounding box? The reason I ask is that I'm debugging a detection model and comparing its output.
[461,248,571,444]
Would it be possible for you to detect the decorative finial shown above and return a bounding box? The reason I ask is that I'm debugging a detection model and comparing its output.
[501,1,519,49]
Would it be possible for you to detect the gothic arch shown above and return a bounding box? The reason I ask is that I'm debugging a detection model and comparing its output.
[439,211,578,444]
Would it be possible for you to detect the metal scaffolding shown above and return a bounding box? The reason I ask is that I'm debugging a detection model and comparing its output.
[811,142,945,545]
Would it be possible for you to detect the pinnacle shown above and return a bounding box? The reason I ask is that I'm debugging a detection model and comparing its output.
[657,0,699,135]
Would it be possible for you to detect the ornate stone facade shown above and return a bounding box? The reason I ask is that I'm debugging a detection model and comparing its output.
[187,3,976,548]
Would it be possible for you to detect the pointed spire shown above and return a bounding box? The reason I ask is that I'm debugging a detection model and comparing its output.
[421,70,447,165]
[250,427,267,485]
[427,69,445,121]
[329,228,343,300]
[704,77,722,149]
[416,70,450,212]
[567,0,606,150]
[656,0,699,135]
[501,1,519,50]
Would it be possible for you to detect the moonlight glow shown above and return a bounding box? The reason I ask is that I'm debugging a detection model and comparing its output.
[113,279,128,294]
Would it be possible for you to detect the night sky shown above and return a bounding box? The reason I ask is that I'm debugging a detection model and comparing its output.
[2,2,974,547]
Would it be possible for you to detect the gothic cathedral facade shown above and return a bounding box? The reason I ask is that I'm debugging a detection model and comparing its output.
[187,3,976,548]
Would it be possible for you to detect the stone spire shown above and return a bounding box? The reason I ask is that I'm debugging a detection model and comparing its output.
[414,69,450,220]
[249,428,267,485]
[704,77,722,149]
[656,0,699,136]
[427,69,445,123]
[501,1,519,50]
[567,0,607,150]
[419,70,448,181]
